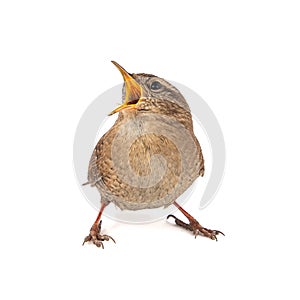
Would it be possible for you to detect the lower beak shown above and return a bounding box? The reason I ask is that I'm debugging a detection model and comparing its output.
[109,61,142,116]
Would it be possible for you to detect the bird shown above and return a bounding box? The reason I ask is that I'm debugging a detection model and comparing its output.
[82,61,224,248]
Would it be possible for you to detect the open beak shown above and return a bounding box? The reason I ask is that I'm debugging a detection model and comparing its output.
[109,61,142,116]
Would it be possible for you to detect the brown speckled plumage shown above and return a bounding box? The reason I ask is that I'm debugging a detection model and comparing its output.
[87,73,204,210]
[82,63,223,249]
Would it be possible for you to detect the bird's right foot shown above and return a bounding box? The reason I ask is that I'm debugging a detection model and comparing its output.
[82,220,116,249]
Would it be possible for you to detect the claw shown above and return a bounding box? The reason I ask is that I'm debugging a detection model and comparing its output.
[107,235,116,244]
[82,235,92,246]
[94,240,104,249]
[82,221,116,248]
[99,234,116,244]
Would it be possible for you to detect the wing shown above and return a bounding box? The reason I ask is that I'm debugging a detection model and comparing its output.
[86,132,108,187]
[194,134,205,177]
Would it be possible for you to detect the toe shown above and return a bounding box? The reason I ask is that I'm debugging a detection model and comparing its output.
[82,235,92,246]
[216,230,225,236]
[94,240,104,248]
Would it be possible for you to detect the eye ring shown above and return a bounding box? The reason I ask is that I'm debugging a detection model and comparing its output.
[150,81,162,91]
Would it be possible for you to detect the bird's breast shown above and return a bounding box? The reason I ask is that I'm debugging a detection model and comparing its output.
[95,113,202,210]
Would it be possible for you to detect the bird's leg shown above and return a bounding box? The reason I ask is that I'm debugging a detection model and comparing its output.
[167,201,224,241]
[82,202,116,248]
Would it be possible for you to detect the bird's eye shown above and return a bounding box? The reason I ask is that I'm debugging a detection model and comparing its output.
[150,81,162,91]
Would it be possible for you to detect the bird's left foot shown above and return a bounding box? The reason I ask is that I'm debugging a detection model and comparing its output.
[82,220,116,248]
[167,215,224,241]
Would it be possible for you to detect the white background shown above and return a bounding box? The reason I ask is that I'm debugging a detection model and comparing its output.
[1,1,299,299]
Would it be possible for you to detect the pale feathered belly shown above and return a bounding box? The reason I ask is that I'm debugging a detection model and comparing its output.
[90,114,203,210]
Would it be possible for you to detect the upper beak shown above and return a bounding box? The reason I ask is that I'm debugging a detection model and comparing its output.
[109,61,142,116]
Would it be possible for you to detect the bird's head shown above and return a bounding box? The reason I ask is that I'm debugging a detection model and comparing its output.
[109,61,190,116]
